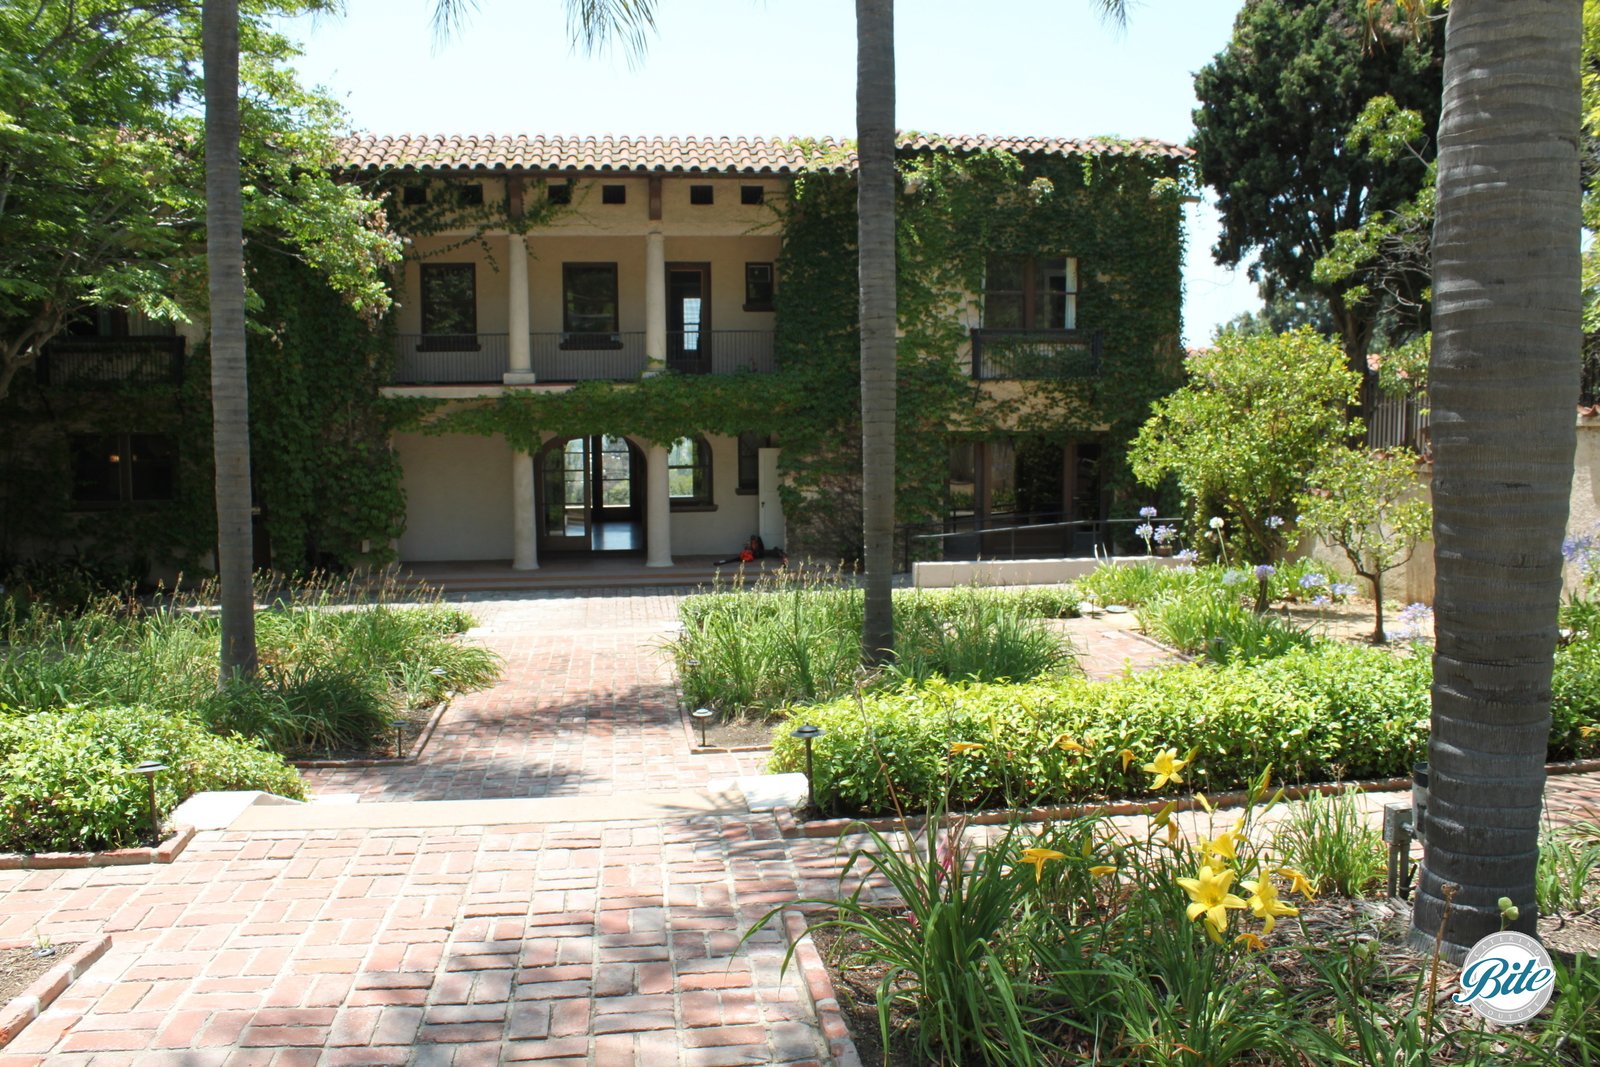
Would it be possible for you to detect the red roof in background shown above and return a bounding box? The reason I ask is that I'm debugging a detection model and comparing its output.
[339,132,1192,174]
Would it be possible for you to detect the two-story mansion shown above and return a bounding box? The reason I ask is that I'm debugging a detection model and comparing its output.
[344,133,1189,571]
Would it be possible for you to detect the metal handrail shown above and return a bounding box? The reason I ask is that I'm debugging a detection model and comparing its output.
[895,514,1185,572]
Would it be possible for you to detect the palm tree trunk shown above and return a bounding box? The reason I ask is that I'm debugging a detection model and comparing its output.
[1412,0,1581,958]
[856,0,896,665]
[204,0,257,680]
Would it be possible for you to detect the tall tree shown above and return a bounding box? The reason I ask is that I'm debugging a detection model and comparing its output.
[204,0,257,680]
[1411,0,1583,957]
[856,0,896,664]
[1192,0,1441,371]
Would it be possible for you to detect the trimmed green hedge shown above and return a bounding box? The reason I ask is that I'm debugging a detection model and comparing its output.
[0,704,306,853]
[770,641,1600,817]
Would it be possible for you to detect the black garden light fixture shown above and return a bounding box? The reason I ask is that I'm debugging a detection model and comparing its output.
[121,760,167,845]
[791,723,825,811]
[391,717,408,758]
[691,707,714,747]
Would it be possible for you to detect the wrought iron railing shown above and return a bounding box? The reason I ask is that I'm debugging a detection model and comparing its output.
[666,330,776,375]
[392,334,509,384]
[37,336,185,387]
[894,513,1185,572]
[969,329,1102,380]
[532,332,647,380]
[390,330,776,383]
[1362,376,1429,452]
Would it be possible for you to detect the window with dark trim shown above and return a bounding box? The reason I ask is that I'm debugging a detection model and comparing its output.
[983,255,1078,330]
[736,432,770,494]
[457,184,483,206]
[401,185,427,206]
[744,263,775,312]
[562,263,620,346]
[547,183,572,205]
[740,184,764,205]
[689,184,713,206]
[667,436,712,505]
[419,263,477,347]
[601,184,626,204]
[71,433,177,506]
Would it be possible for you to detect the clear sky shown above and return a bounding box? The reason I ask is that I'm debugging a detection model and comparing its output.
[281,0,1259,347]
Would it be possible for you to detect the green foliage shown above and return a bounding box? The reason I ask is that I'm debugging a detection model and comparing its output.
[1191,0,1441,362]
[1273,787,1386,897]
[1129,328,1361,561]
[0,703,304,853]
[1535,825,1600,916]
[1140,593,1316,664]
[1298,447,1431,642]
[671,576,1076,718]
[0,0,400,399]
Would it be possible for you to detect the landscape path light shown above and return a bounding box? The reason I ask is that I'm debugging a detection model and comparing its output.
[691,707,714,747]
[391,717,408,758]
[791,724,825,812]
[121,760,167,845]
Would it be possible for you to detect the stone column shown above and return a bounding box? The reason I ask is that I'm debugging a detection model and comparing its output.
[645,442,673,567]
[511,451,538,570]
[644,228,666,376]
[504,233,535,384]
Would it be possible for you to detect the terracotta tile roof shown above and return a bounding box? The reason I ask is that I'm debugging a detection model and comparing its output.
[338,133,1191,175]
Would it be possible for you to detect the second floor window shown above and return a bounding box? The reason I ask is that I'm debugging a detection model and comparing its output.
[71,433,177,506]
[984,255,1078,330]
[563,263,619,338]
[420,263,477,337]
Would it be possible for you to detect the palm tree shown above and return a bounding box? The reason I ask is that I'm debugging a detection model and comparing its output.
[1410,0,1582,957]
[856,0,896,664]
[203,0,256,680]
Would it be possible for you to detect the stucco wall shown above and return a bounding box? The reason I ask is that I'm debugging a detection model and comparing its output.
[395,432,515,562]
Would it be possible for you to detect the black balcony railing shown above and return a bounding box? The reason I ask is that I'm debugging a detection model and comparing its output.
[390,331,776,384]
[1362,376,1430,453]
[894,513,1186,573]
[970,329,1102,380]
[37,336,186,387]
[665,330,777,375]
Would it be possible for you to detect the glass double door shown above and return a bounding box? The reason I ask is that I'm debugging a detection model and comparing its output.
[538,435,641,552]
[666,264,710,372]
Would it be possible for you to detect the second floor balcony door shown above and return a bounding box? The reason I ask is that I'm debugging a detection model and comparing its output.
[667,264,711,373]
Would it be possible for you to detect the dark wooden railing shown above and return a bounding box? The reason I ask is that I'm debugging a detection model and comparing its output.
[391,330,776,384]
[37,336,186,387]
[970,329,1102,380]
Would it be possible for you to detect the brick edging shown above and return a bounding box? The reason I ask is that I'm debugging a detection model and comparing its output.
[290,696,452,769]
[780,909,863,1067]
[0,935,110,1048]
[0,825,195,870]
[777,757,1600,839]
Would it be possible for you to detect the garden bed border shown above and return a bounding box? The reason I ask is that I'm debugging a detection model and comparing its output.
[675,702,772,755]
[0,935,110,1049]
[780,908,863,1067]
[773,757,1600,839]
[0,826,195,870]
[289,696,452,769]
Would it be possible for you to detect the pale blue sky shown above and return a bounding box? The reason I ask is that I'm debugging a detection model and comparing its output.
[281,0,1260,347]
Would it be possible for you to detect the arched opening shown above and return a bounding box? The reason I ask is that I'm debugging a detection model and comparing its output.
[534,434,645,553]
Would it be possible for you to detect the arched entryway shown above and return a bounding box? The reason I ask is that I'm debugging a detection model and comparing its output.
[534,435,646,553]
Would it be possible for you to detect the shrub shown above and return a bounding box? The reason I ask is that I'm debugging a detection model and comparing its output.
[1273,787,1387,896]
[769,644,1436,816]
[0,703,305,853]
[1139,593,1316,663]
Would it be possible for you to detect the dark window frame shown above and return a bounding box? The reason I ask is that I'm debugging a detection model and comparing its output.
[547,182,573,205]
[736,432,770,494]
[740,184,765,206]
[70,432,178,509]
[983,255,1079,330]
[457,183,484,206]
[743,262,775,312]
[689,184,714,206]
[561,262,621,349]
[401,185,427,206]
[601,184,627,204]
[667,435,714,508]
[418,262,478,349]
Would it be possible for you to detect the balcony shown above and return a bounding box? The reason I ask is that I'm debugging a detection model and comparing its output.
[969,329,1102,380]
[37,336,186,387]
[391,330,775,385]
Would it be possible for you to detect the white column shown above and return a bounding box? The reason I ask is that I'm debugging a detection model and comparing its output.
[645,442,673,567]
[504,233,535,384]
[644,228,666,376]
[511,451,538,570]
[757,446,785,550]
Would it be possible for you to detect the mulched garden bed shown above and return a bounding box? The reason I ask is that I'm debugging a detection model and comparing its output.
[0,944,78,1006]
[289,699,444,764]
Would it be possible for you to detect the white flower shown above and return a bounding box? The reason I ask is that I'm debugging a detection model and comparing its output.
[1209,517,1226,530]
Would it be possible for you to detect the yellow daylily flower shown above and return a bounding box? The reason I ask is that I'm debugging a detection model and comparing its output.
[1200,830,1244,863]
[1196,792,1214,814]
[1234,932,1266,952]
[1051,733,1089,754]
[1119,748,1138,771]
[1176,863,1248,941]
[1020,847,1067,882]
[1581,725,1598,738]
[1273,866,1318,900]
[1241,877,1299,936]
[1089,864,1118,878]
[1153,801,1177,828]
[949,742,985,756]
[1143,748,1189,790]
[1165,819,1179,847]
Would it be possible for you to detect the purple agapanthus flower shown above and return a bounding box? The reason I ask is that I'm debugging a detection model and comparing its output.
[1330,582,1358,597]
[1311,595,1331,607]
[1175,548,1199,563]
[1265,515,1285,530]
[1154,524,1177,544]
[1222,569,1246,586]
[1139,506,1158,520]
[1254,564,1276,581]
[1298,573,1326,589]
